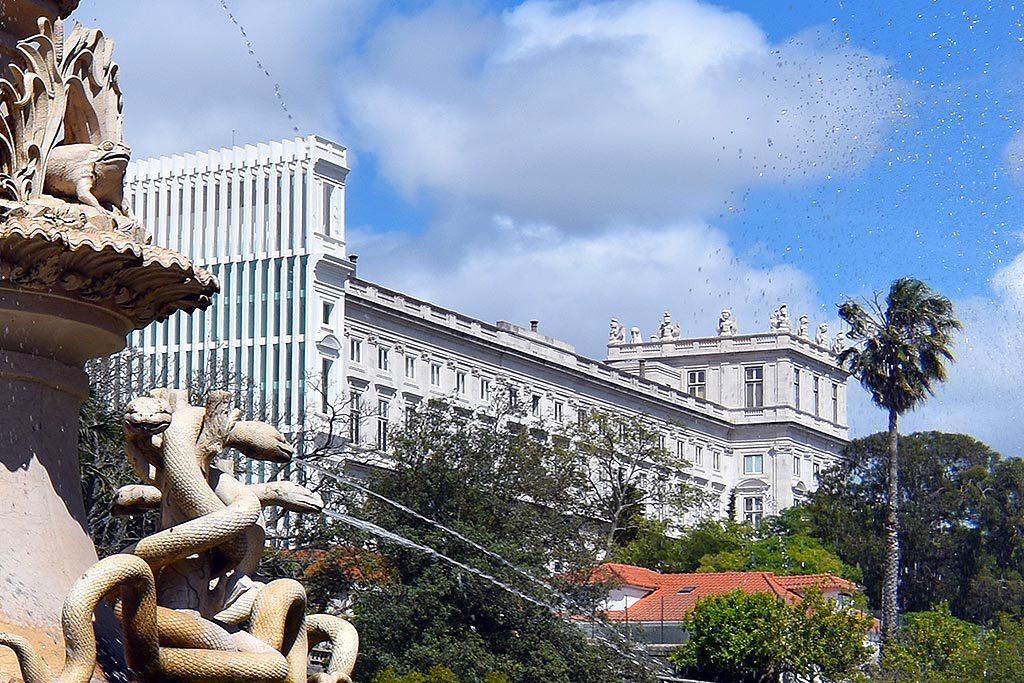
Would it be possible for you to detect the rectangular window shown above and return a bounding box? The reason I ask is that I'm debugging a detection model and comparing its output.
[377,400,389,450]
[794,455,801,477]
[713,451,721,471]
[348,390,360,442]
[378,346,390,371]
[212,181,219,255]
[743,496,764,526]
[322,183,333,235]
[744,366,764,408]
[286,258,294,333]
[813,462,821,480]
[273,261,281,337]
[531,394,541,417]
[813,376,820,415]
[832,383,839,422]
[350,338,362,363]
[404,355,416,379]
[276,173,283,249]
[694,445,704,467]
[260,261,269,336]
[322,302,333,324]
[554,401,563,421]
[226,180,233,251]
[480,378,491,401]
[288,170,295,249]
[263,175,270,244]
[743,454,764,475]
[677,441,685,459]
[456,371,467,395]
[430,363,441,386]
[234,266,243,338]
[301,171,308,244]
[320,358,333,413]
[794,368,801,410]
[299,256,307,331]
[687,369,706,399]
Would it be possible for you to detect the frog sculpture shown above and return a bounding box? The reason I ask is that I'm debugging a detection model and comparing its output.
[44,140,132,215]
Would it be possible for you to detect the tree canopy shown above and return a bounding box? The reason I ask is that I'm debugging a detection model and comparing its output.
[614,509,861,582]
[669,588,873,683]
[806,430,1024,625]
[318,400,656,683]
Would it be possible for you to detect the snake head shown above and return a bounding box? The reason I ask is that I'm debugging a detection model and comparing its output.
[123,396,172,436]
[225,421,295,463]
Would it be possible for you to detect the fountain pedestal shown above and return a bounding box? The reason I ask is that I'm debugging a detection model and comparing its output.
[0,289,132,674]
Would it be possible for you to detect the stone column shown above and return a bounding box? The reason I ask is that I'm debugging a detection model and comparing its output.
[0,289,131,674]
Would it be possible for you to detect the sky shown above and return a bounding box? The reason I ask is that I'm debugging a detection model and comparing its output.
[72,0,1024,454]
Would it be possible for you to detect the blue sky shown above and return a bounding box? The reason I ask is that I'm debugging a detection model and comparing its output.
[75,0,1024,453]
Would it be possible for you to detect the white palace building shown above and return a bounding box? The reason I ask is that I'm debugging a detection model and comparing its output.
[121,135,850,526]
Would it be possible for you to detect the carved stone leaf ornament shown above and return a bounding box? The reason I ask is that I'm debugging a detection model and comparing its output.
[0,17,66,202]
[60,22,123,146]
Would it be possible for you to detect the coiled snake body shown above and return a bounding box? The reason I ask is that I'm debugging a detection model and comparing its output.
[0,389,358,683]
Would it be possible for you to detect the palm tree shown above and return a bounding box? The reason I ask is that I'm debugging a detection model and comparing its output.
[836,278,961,648]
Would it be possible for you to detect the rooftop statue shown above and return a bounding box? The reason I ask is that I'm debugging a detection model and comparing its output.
[608,317,625,345]
[832,331,847,355]
[815,323,829,348]
[630,326,642,343]
[797,314,809,340]
[769,304,791,332]
[658,311,680,340]
[718,308,736,336]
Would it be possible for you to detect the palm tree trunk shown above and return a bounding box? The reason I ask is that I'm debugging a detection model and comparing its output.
[881,409,901,650]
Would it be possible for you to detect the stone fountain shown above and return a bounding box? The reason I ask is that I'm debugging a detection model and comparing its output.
[0,3,358,681]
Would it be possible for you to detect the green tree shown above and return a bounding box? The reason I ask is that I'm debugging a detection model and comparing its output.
[880,603,983,683]
[837,277,961,645]
[336,400,653,683]
[807,431,1005,621]
[613,518,751,573]
[615,510,861,582]
[788,588,874,683]
[695,533,860,582]
[568,411,708,554]
[670,591,792,683]
[669,589,872,683]
[979,616,1024,683]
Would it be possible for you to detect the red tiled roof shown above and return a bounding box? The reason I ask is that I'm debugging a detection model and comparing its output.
[776,574,859,593]
[596,563,858,623]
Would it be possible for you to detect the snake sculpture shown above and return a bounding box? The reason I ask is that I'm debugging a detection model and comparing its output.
[0,388,358,683]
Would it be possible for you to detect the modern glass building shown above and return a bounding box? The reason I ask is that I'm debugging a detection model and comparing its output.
[122,135,353,468]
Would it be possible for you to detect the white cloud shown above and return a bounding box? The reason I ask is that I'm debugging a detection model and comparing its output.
[341,0,907,230]
[71,0,371,158]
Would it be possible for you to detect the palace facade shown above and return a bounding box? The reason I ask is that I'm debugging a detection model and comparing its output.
[122,135,850,525]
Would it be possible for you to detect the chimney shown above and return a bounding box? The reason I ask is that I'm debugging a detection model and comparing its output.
[530,320,539,332]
